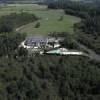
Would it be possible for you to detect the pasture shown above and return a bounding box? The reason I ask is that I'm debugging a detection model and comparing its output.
[0,4,81,35]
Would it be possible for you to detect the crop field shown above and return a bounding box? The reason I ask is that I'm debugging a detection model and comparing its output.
[0,4,81,35]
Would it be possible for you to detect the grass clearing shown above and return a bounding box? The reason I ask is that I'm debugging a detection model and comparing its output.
[0,4,81,35]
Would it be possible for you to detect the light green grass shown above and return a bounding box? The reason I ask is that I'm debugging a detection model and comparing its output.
[0,4,81,35]
[19,10,80,35]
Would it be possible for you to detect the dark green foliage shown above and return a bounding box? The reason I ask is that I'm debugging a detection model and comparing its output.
[74,10,100,54]
[0,22,13,33]
[0,12,38,33]
[17,47,28,57]
[61,34,78,49]
[0,54,100,100]
[34,22,40,28]
[0,31,99,100]
[0,33,25,56]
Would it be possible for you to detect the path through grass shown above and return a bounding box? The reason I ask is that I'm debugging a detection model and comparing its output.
[0,4,81,35]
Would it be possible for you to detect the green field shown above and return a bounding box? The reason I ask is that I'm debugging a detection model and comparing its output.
[0,4,81,35]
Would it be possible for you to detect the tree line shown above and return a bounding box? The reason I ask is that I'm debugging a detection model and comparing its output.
[0,12,38,33]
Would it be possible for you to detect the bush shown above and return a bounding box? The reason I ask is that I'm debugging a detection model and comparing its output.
[35,22,40,28]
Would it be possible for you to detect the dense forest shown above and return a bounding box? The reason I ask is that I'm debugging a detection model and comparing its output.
[0,32,100,100]
[0,24,100,100]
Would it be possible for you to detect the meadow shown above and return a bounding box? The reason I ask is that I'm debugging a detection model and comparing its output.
[0,4,81,35]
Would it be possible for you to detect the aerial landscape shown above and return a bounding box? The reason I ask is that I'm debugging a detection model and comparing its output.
[0,0,100,100]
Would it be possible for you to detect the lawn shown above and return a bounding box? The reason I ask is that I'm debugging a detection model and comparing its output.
[0,4,81,35]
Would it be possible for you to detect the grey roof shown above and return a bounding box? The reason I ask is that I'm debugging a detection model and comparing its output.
[25,36,48,46]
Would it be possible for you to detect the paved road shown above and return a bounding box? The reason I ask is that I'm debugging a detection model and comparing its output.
[75,41,100,62]
[16,22,33,32]
[16,20,40,32]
